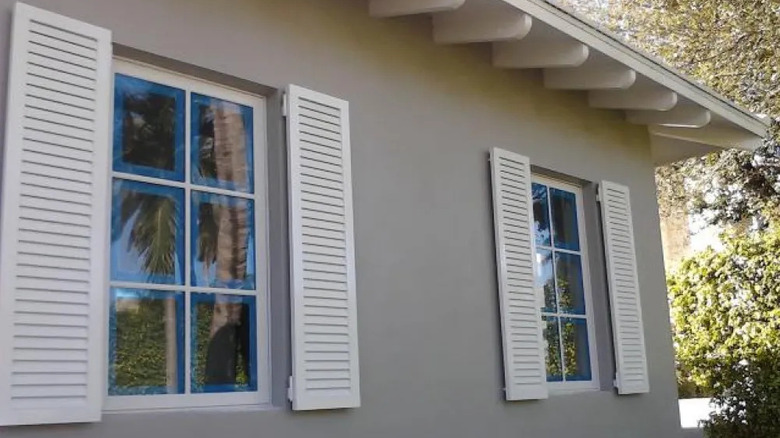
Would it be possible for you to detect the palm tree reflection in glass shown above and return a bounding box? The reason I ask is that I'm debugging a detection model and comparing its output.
[114,83,254,393]
[114,84,183,393]
[194,100,252,390]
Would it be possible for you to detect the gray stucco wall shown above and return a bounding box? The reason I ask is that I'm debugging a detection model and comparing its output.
[682,427,705,438]
[0,0,683,436]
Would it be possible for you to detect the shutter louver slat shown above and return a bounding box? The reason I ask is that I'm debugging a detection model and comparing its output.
[0,3,111,426]
[287,85,360,410]
[490,148,548,401]
[599,181,650,395]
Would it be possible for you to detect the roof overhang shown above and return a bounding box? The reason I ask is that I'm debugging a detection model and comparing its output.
[368,0,769,164]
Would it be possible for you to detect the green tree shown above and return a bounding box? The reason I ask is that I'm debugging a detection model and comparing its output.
[668,230,780,394]
[667,229,780,435]
[703,352,780,438]
[554,0,780,230]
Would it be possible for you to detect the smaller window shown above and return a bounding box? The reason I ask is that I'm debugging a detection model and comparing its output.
[532,176,599,393]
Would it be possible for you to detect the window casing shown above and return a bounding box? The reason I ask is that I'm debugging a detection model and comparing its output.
[531,175,599,393]
[105,59,269,411]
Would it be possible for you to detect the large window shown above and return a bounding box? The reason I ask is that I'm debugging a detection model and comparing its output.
[106,60,268,410]
[531,176,599,392]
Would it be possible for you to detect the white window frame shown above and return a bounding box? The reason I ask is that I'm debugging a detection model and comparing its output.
[532,175,600,394]
[104,59,270,412]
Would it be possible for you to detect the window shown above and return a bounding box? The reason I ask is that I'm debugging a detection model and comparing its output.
[106,60,268,410]
[531,176,599,392]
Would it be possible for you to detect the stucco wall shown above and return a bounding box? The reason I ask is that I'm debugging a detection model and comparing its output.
[0,0,682,436]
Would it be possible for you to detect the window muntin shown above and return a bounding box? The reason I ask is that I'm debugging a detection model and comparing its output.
[532,177,599,391]
[106,60,268,410]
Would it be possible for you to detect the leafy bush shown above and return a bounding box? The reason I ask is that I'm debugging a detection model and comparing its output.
[114,298,169,389]
[703,352,780,438]
[668,228,780,436]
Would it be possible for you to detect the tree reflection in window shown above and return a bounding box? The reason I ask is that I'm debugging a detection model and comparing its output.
[111,180,183,284]
[191,94,254,193]
[108,72,259,398]
[109,289,184,395]
[532,181,592,385]
[192,193,255,290]
[113,73,184,181]
[192,294,256,393]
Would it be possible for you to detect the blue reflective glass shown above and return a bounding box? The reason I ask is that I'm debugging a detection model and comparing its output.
[113,74,185,181]
[543,316,563,382]
[191,93,254,193]
[550,188,580,251]
[108,288,184,395]
[191,293,257,393]
[110,179,185,284]
[535,249,556,313]
[191,191,256,289]
[562,317,592,381]
[532,183,551,247]
[555,252,586,315]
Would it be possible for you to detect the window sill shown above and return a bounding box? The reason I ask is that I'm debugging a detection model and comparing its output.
[547,384,601,396]
[103,402,281,416]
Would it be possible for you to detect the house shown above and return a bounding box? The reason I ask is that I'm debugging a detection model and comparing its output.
[0,0,767,436]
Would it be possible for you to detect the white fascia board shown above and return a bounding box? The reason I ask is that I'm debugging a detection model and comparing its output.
[499,0,768,138]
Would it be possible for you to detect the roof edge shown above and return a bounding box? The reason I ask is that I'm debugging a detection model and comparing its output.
[501,0,769,138]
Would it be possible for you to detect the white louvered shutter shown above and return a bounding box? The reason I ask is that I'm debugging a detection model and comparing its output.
[599,181,649,395]
[490,148,548,401]
[0,3,112,426]
[286,85,360,410]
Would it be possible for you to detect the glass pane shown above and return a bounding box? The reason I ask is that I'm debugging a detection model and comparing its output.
[191,93,254,193]
[562,317,592,381]
[535,249,556,312]
[555,252,586,315]
[111,179,184,284]
[109,288,184,395]
[550,188,580,251]
[543,316,563,382]
[191,192,256,289]
[532,183,551,247]
[113,74,185,181]
[191,293,257,393]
